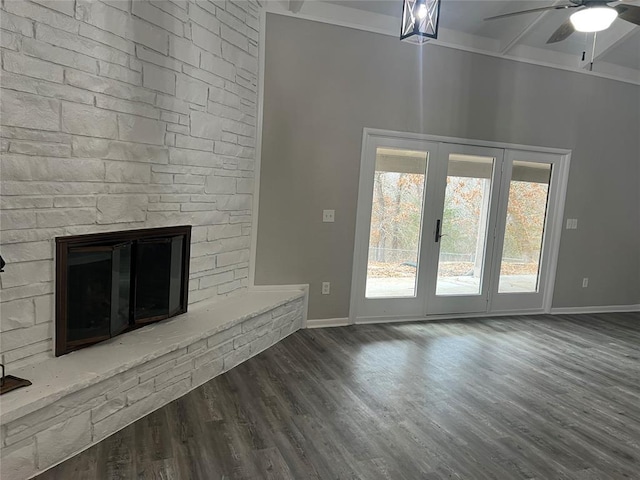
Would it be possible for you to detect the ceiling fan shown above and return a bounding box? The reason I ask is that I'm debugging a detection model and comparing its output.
[485,0,640,44]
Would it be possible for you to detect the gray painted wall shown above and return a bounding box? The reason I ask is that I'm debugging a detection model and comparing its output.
[255,14,640,319]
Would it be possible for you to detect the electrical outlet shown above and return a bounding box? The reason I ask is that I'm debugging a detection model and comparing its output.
[582,277,589,288]
[566,218,578,230]
[322,282,331,295]
[323,210,335,223]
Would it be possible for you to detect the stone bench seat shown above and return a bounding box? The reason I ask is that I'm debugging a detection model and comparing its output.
[0,288,307,480]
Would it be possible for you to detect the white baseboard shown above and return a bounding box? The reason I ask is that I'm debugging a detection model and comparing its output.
[306,317,350,329]
[355,315,423,325]
[354,306,640,325]
[550,304,640,315]
[355,309,546,325]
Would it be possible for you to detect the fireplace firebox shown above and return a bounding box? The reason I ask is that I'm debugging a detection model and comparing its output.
[56,226,191,356]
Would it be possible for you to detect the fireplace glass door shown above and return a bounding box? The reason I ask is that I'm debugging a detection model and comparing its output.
[56,226,191,356]
[135,236,184,323]
[67,242,132,348]
[67,247,113,347]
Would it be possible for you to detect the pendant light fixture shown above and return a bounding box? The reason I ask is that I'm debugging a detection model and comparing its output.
[401,0,441,44]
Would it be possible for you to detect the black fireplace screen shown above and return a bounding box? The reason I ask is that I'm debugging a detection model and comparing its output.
[56,226,191,356]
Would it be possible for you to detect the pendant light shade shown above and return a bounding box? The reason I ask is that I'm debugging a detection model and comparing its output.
[401,0,441,44]
[570,6,618,33]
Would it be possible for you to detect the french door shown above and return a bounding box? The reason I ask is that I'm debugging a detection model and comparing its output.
[350,130,569,322]
[424,143,504,314]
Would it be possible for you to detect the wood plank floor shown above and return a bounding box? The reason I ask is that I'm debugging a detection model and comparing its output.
[37,312,640,480]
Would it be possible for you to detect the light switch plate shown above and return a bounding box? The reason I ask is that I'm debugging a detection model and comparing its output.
[323,210,335,223]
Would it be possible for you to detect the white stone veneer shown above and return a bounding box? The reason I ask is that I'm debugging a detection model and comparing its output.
[0,290,306,480]
[0,0,261,369]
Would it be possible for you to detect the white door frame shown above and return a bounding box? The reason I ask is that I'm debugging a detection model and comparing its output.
[349,128,571,325]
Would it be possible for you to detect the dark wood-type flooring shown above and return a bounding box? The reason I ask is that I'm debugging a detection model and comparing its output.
[37,312,640,479]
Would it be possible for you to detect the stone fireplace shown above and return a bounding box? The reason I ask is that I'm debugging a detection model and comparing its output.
[55,226,191,356]
[0,0,261,372]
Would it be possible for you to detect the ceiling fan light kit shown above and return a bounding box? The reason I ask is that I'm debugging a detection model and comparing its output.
[484,0,640,44]
[401,0,441,44]
[570,6,618,32]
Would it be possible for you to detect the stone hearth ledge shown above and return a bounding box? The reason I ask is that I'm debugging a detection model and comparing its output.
[0,289,306,426]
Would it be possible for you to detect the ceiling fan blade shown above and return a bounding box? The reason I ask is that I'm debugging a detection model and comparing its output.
[615,4,640,26]
[546,19,576,44]
[484,4,578,21]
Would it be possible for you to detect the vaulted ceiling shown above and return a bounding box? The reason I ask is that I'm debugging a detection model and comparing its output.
[268,0,640,84]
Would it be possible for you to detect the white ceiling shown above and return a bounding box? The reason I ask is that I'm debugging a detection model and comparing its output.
[270,0,640,83]
[599,28,640,69]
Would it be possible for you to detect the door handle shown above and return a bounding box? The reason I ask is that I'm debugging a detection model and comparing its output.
[435,219,447,243]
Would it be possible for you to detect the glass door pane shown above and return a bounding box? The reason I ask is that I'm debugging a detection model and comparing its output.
[135,238,172,322]
[67,247,113,345]
[435,154,495,296]
[365,147,428,298]
[498,161,552,293]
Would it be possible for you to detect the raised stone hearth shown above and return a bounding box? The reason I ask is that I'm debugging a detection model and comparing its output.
[0,289,306,479]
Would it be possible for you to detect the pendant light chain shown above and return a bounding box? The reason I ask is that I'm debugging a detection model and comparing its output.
[589,31,598,72]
